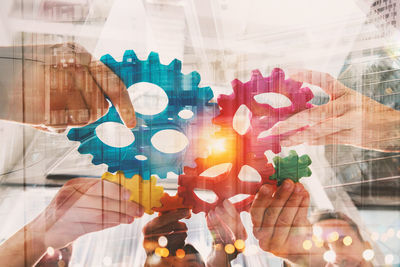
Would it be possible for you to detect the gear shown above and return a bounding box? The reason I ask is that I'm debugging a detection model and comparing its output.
[213,68,314,155]
[101,171,164,215]
[153,193,192,215]
[270,150,312,185]
[177,132,276,214]
[67,50,218,179]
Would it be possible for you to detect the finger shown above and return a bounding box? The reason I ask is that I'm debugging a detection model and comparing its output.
[308,129,353,146]
[66,208,135,224]
[220,200,247,241]
[269,183,305,247]
[258,180,295,241]
[75,66,109,124]
[79,179,132,201]
[270,95,353,137]
[74,194,144,218]
[288,69,347,99]
[293,190,311,227]
[207,210,235,244]
[282,115,353,146]
[143,209,190,234]
[89,62,136,128]
[250,184,274,229]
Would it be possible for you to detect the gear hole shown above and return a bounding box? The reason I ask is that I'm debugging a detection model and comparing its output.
[229,194,252,204]
[151,129,189,154]
[95,122,135,148]
[253,92,292,108]
[194,189,218,203]
[238,165,262,182]
[232,104,252,135]
[128,82,169,116]
[200,163,232,177]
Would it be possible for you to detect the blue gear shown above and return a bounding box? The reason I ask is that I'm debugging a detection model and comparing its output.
[67,50,218,179]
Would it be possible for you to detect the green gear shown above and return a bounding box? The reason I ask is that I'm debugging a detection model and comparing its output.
[270,150,312,185]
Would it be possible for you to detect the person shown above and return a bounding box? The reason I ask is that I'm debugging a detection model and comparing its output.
[0,178,144,266]
[143,200,246,267]
[250,179,373,267]
[269,70,400,153]
[0,42,136,132]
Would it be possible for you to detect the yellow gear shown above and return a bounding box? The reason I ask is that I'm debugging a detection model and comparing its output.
[101,171,164,214]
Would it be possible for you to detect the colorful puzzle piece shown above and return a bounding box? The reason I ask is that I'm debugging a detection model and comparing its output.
[101,171,164,214]
[270,150,312,185]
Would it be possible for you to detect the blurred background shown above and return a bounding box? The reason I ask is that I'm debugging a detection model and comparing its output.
[0,0,399,266]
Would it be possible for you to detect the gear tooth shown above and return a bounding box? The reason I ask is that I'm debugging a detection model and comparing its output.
[148,52,160,63]
[168,58,182,71]
[201,86,215,102]
[231,79,243,89]
[271,68,285,81]
[100,54,117,65]
[123,50,139,62]
[251,70,263,81]
[188,71,201,86]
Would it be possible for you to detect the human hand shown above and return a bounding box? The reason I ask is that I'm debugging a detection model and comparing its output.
[143,209,190,256]
[250,180,325,266]
[0,178,144,266]
[30,178,144,249]
[206,200,247,267]
[270,70,400,152]
[6,43,135,132]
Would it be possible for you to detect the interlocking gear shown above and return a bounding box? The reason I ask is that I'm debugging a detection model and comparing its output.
[101,171,164,215]
[177,134,276,214]
[67,50,218,179]
[270,150,312,185]
[213,68,314,155]
[152,193,192,215]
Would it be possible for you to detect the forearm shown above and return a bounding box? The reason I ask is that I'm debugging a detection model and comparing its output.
[0,221,47,267]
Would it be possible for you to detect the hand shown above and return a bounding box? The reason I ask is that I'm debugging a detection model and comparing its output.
[206,200,247,267]
[143,209,190,256]
[6,43,136,132]
[250,180,325,266]
[0,178,144,266]
[34,178,144,248]
[270,70,400,152]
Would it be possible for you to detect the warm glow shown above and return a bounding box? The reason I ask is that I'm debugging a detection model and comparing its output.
[209,138,226,154]
[302,240,313,250]
[160,248,169,258]
[312,235,324,248]
[176,249,186,259]
[343,236,352,246]
[313,226,323,238]
[225,244,235,254]
[155,247,162,257]
[234,239,245,250]
[328,231,339,242]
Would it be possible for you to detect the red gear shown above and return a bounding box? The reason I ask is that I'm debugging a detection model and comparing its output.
[178,145,276,214]
[213,68,313,154]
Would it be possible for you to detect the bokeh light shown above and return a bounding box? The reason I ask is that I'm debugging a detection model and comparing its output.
[234,239,245,250]
[47,247,55,257]
[323,250,336,263]
[362,249,374,261]
[343,236,352,246]
[302,240,313,250]
[176,249,185,259]
[327,231,339,242]
[225,244,235,254]
[158,236,168,247]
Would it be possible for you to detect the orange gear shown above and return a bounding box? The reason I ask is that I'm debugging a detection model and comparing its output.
[102,171,164,214]
[153,193,192,216]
